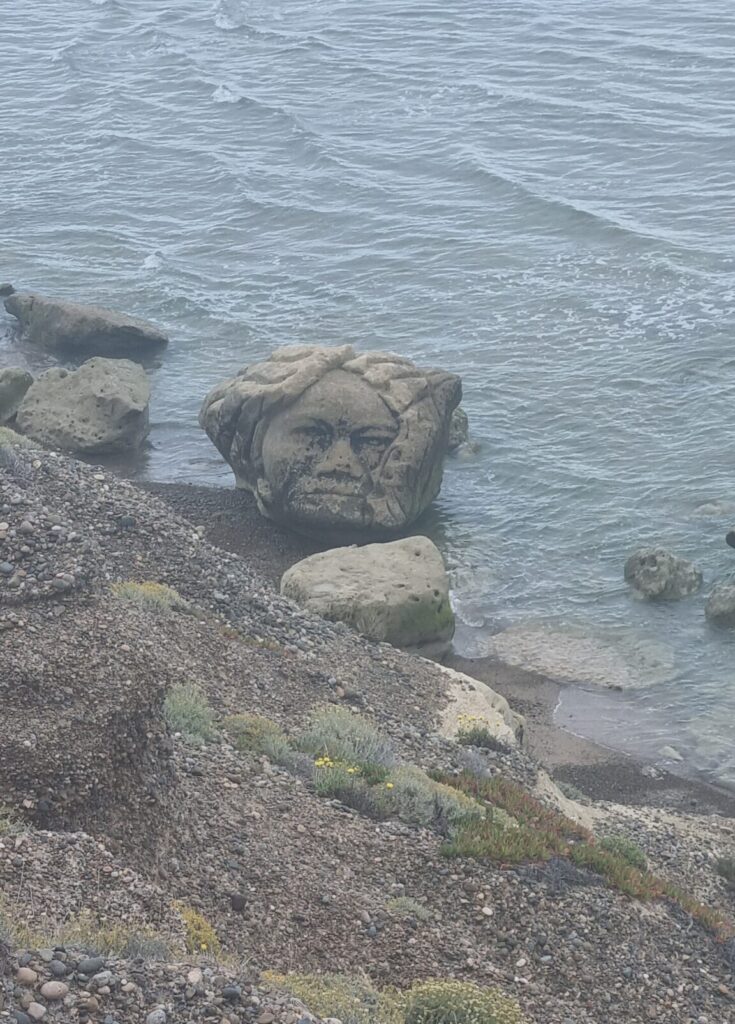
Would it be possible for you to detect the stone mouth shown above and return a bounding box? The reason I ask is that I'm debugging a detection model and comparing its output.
[297,481,368,497]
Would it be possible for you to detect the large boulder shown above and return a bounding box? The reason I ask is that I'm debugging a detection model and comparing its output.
[199,345,461,537]
[280,535,455,655]
[705,579,735,626]
[16,357,150,453]
[3,286,168,359]
[0,367,33,423]
[624,547,702,600]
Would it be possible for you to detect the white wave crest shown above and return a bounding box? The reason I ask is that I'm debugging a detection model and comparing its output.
[212,83,243,104]
[141,252,164,272]
[213,0,246,30]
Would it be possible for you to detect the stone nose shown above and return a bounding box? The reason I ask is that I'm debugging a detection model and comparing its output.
[315,439,362,478]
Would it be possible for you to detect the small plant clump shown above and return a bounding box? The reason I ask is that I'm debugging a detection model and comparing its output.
[433,771,735,941]
[400,979,527,1024]
[387,766,485,836]
[176,904,221,956]
[225,713,314,776]
[264,973,528,1024]
[599,835,647,871]
[0,904,173,960]
[385,896,432,923]
[295,706,396,774]
[112,580,187,614]
[0,804,24,837]
[0,426,35,449]
[263,971,398,1024]
[715,856,735,890]
[456,714,509,752]
[164,683,217,745]
[225,713,285,753]
[313,759,392,820]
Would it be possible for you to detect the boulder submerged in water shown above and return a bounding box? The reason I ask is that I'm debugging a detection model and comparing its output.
[623,547,702,600]
[200,344,461,538]
[16,356,150,454]
[447,406,470,452]
[0,367,33,424]
[3,286,168,359]
[705,579,735,627]
[280,535,455,656]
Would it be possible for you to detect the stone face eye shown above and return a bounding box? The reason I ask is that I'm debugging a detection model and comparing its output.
[351,431,394,454]
[296,423,332,450]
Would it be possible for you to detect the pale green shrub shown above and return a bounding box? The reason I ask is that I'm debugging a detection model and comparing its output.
[400,979,528,1024]
[225,713,284,752]
[387,766,484,836]
[385,896,432,923]
[225,713,314,776]
[296,706,396,771]
[164,683,217,745]
[263,972,401,1024]
[0,427,35,448]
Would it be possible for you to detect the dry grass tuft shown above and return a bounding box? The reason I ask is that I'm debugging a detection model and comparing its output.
[112,580,187,613]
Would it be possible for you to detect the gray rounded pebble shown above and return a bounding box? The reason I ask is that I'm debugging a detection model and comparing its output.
[146,1010,167,1024]
[78,956,106,974]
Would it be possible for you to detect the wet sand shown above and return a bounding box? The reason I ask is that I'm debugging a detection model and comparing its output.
[143,481,735,817]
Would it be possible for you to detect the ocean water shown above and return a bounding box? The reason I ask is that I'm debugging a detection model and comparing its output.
[2,0,735,784]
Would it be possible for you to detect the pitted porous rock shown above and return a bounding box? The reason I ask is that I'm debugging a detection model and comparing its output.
[623,547,702,600]
[199,345,461,537]
[281,536,455,655]
[16,357,150,454]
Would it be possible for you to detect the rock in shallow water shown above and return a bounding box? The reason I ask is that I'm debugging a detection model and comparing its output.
[0,368,33,425]
[199,344,461,537]
[447,406,470,452]
[280,535,455,655]
[481,623,675,689]
[623,547,702,600]
[16,357,150,454]
[705,579,735,626]
[4,289,168,359]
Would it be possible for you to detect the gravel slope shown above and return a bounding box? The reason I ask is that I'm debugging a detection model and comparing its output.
[1,445,734,1024]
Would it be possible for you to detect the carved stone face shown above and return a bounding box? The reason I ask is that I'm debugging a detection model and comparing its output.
[259,370,399,528]
[199,344,461,536]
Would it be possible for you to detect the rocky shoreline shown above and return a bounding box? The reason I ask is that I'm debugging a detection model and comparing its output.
[1,442,734,1024]
[143,479,735,816]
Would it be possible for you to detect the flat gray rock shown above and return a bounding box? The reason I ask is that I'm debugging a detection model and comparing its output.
[4,288,168,359]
